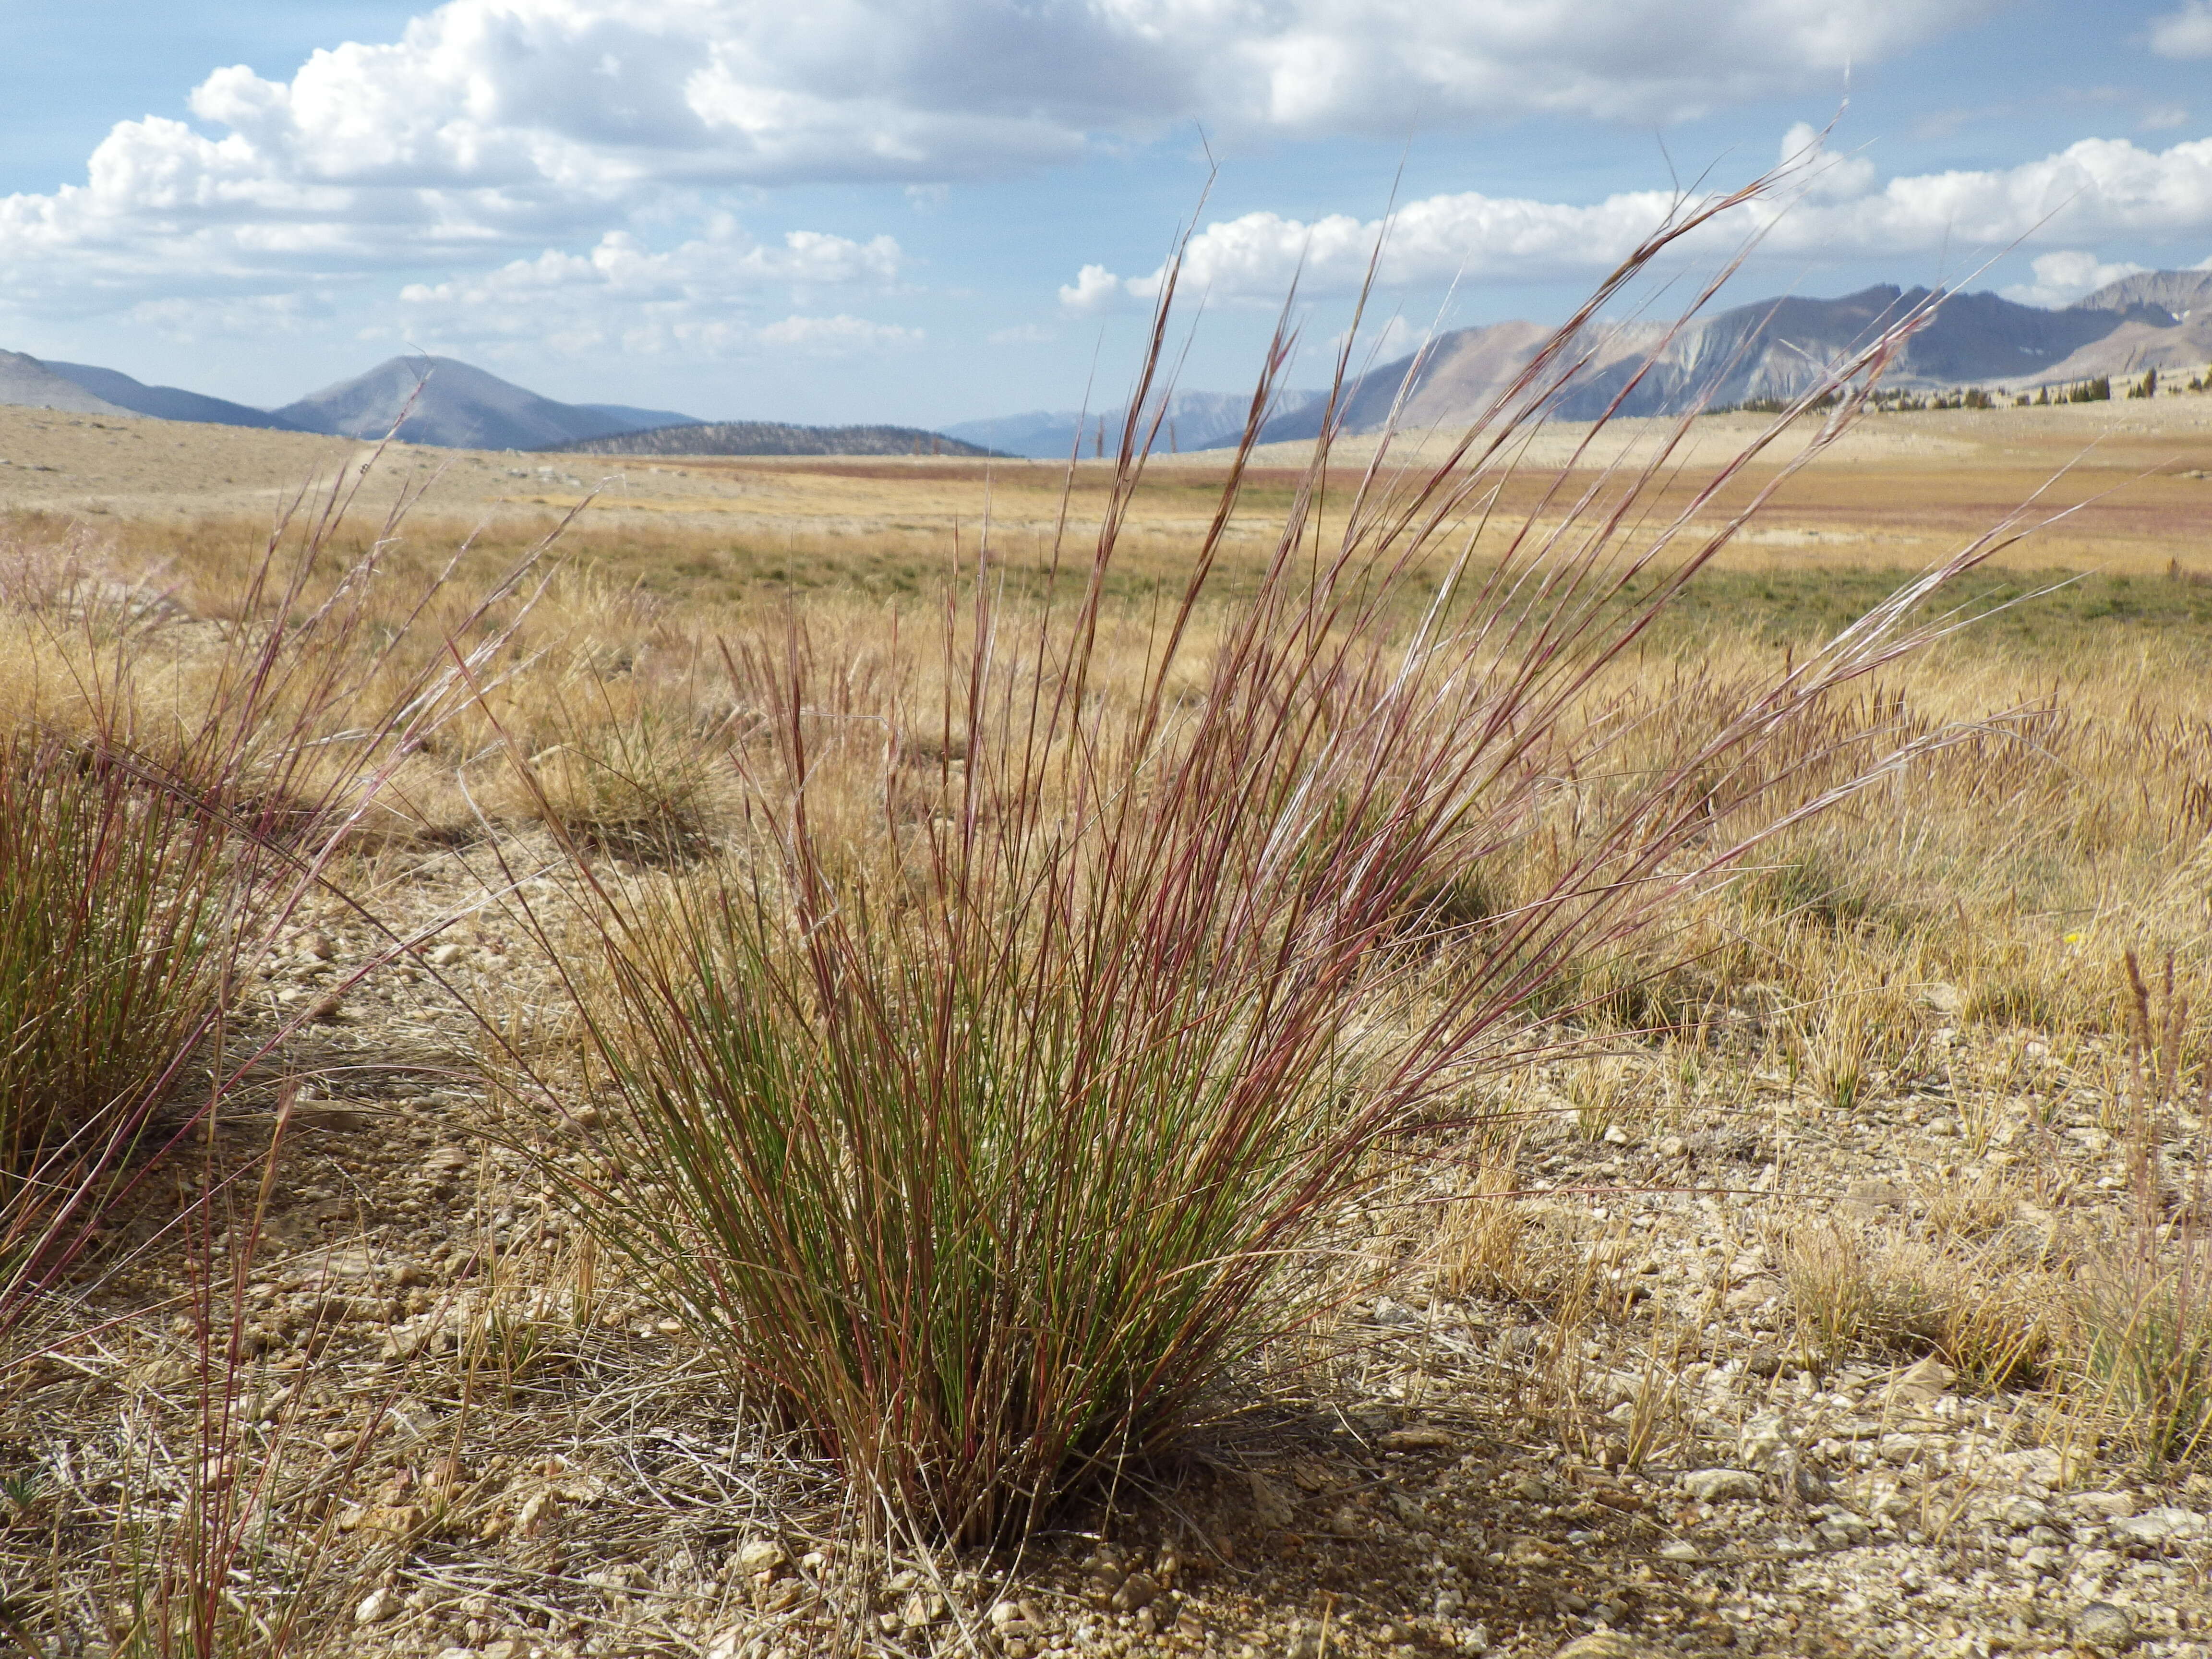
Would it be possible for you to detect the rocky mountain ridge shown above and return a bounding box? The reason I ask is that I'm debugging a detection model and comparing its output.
[1261,269,2212,441]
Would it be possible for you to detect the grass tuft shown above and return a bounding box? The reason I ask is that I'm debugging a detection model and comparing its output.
[484,178,2056,1544]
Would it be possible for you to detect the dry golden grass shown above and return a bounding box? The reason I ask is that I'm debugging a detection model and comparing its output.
[11,469,2211,1167]
[5,375,2212,1651]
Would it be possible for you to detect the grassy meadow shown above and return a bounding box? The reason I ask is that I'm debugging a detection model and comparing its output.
[3,340,2212,1658]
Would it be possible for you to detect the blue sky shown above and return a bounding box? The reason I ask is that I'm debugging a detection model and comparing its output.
[3,0,2210,426]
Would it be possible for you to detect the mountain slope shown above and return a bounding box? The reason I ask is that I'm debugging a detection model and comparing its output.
[0,351,135,417]
[1262,272,2212,440]
[38,360,303,430]
[577,402,704,434]
[548,422,1004,459]
[945,388,1321,458]
[277,357,700,450]
[2076,269,2212,318]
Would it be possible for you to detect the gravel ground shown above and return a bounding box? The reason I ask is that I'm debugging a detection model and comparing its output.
[9,849,2207,1659]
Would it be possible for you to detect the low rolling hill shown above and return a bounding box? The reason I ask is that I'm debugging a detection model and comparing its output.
[547,421,1005,459]
[39,361,304,430]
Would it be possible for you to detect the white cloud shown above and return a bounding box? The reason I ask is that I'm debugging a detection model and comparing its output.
[2151,1,2212,58]
[1326,314,1434,367]
[392,222,905,356]
[756,314,923,354]
[0,0,1998,316]
[1999,251,2150,306]
[1067,132,2212,307]
[1059,264,1134,315]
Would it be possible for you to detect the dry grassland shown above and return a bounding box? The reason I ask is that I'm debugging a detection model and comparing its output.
[3,388,2212,1659]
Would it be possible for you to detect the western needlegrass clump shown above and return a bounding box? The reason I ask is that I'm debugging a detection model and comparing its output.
[0,474,543,1335]
[508,190,2056,1544]
[0,732,236,1313]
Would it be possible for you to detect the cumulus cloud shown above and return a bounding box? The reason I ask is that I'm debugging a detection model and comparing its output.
[1327,315,1433,367]
[0,0,1997,310]
[1066,132,2212,309]
[2151,1,2212,58]
[1999,251,2151,306]
[756,314,923,353]
[391,220,905,355]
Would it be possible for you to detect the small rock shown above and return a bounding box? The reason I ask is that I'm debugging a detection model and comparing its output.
[735,1539,787,1575]
[1738,1413,1790,1467]
[2071,1601,2137,1650]
[1723,1279,1780,1315]
[1601,1123,1630,1145]
[1657,1135,1687,1159]
[1884,1355,1955,1405]
[293,1101,368,1133]
[1553,1633,1669,1658]
[355,1587,400,1625]
[304,991,345,1023]
[428,941,468,966]
[1381,1425,1457,1452]
[1877,1433,1924,1465]
[2110,1506,2206,1543]
[245,1384,295,1424]
[1657,1540,1702,1562]
[1110,1572,1160,1612]
[1247,1470,1296,1528]
[299,932,336,960]
[2075,1491,2140,1519]
[1681,1468,1762,1503]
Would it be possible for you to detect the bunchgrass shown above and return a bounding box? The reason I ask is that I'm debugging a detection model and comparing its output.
[486,185,2072,1544]
[0,461,548,1337]
[0,731,236,1319]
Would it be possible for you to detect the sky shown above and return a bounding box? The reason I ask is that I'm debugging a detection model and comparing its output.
[3,0,2211,427]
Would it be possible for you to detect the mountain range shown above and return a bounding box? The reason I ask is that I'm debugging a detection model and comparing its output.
[5,270,2209,459]
[942,388,1324,458]
[0,349,992,456]
[1257,268,2212,441]
[552,421,1003,459]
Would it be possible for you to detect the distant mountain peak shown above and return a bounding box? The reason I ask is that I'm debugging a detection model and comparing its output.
[276,356,700,450]
[2073,268,2212,321]
[0,350,135,418]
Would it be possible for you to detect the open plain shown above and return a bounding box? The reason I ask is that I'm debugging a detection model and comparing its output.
[6,387,2212,1659]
